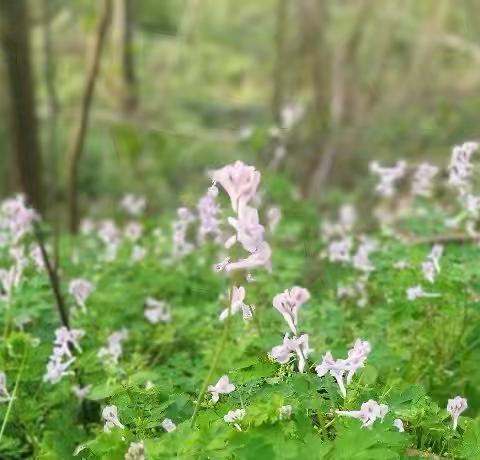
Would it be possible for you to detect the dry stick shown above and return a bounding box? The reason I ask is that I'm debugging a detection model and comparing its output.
[33,222,69,328]
[67,0,112,233]
[405,233,480,246]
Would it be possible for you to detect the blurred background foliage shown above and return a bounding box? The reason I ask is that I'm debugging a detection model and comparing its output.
[1,0,480,225]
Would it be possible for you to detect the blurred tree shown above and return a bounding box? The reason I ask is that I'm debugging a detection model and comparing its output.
[0,0,43,211]
[67,0,112,232]
[112,0,138,113]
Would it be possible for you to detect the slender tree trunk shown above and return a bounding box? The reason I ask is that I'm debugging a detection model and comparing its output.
[272,0,288,125]
[0,0,43,212]
[67,0,112,233]
[113,0,137,113]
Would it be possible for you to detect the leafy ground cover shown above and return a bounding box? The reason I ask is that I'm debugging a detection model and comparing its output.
[1,146,480,459]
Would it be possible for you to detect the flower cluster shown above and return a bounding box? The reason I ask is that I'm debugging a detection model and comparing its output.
[197,184,222,244]
[336,399,388,428]
[448,142,478,194]
[172,207,195,259]
[97,329,128,365]
[44,327,84,384]
[211,161,271,273]
[411,162,439,197]
[272,286,310,335]
[120,194,146,217]
[315,339,371,397]
[224,408,246,431]
[0,194,38,244]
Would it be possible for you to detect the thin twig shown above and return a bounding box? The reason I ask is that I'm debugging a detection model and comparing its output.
[33,222,70,328]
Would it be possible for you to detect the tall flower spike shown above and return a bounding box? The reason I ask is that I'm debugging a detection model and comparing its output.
[210,161,260,212]
[272,286,310,334]
[447,396,467,430]
[208,375,235,403]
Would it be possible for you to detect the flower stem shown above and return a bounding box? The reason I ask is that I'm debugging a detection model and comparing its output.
[190,286,234,428]
[0,345,28,443]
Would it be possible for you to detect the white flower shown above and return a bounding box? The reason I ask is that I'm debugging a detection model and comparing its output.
[224,408,246,430]
[279,405,292,420]
[270,334,312,373]
[102,405,125,432]
[208,375,235,403]
[422,244,443,284]
[411,163,438,197]
[121,194,146,216]
[219,286,254,322]
[97,329,128,365]
[267,207,282,233]
[370,161,407,197]
[447,396,467,430]
[161,418,176,433]
[210,161,260,212]
[393,418,405,432]
[336,400,388,429]
[448,142,478,194]
[327,238,352,263]
[406,285,440,301]
[125,441,145,460]
[0,372,11,402]
[144,297,171,324]
[124,222,143,241]
[315,339,371,397]
[272,286,310,334]
[69,279,94,310]
[72,384,92,400]
[132,245,146,262]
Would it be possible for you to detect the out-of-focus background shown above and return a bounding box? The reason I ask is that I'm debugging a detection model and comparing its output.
[1,0,479,229]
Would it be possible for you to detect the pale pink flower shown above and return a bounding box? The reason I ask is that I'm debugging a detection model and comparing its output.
[208,375,235,403]
[210,161,260,212]
[227,205,265,253]
[97,329,128,365]
[219,286,253,321]
[0,194,38,243]
[125,441,145,460]
[370,161,407,197]
[270,334,312,373]
[272,286,310,334]
[131,245,146,262]
[172,207,195,259]
[102,405,125,432]
[0,372,11,402]
[124,222,143,241]
[224,408,246,431]
[406,285,440,301]
[69,279,94,310]
[393,418,405,432]
[336,400,388,428]
[447,396,467,430]
[267,207,282,233]
[144,297,171,324]
[161,418,176,433]
[121,194,146,216]
[29,246,45,271]
[72,384,92,400]
[327,238,352,263]
[225,241,272,272]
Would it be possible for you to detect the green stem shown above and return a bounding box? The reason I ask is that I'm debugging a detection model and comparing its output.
[0,346,28,443]
[190,286,234,428]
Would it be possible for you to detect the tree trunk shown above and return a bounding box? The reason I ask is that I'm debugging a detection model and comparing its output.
[0,0,43,212]
[113,0,137,113]
[67,0,112,233]
[272,0,288,125]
